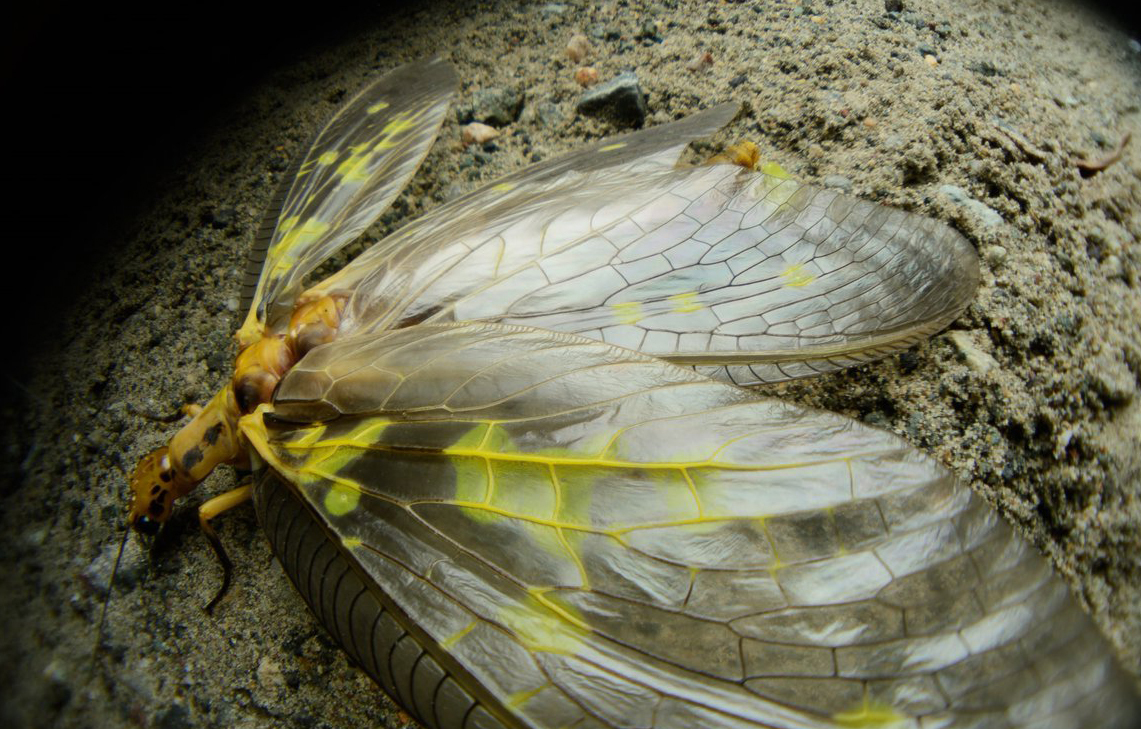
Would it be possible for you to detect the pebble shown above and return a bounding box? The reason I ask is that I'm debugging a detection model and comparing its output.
[1087,352,1134,406]
[947,330,998,375]
[983,244,1008,267]
[939,184,1003,227]
[823,174,853,192]
[257,656,286,689]
[461,122,499,147]
[566,34,591,63]
[528,100,563,127]
[456,88,523,127]
[575,72,648,127]
[1102,254,1123,279]
[574,66,599,87]
[924,54,939,68]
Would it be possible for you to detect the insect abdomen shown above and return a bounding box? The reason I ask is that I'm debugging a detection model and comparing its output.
[253,473,516,729]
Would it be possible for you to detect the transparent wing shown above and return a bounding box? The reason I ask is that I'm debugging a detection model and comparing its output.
[243,323,1139,729]
[240,58,457,335]
[310,139,978,385]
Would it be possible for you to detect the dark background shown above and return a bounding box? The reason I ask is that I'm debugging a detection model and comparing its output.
[2,0,1136,365]
[2,2,392,365]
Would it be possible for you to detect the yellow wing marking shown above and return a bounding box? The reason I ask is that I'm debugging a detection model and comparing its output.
[440,620,478,650]
[366,100,390,114]
[268,218,332,277]
[780,263,816,287]
[317,150,338,165]
[611,301,643,325]
[547,462,589,587]
[324,483,361,515]
[492,182,517,193]
[598,142,627,152]
[497,590,588,655]
[668,291,703,313]
[245,412,877,554]
[505,686,546,710]
[833,696,909,727]
[760,160,792,179]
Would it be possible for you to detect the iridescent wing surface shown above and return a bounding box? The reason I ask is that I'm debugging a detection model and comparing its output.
[240,57,457,333]
[309,122,978,385]
[243,323,1140,729]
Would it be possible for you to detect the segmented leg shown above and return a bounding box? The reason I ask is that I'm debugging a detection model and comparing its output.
[198,482,254,612]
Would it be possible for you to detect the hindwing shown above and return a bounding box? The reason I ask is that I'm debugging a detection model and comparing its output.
[241,323,1138,729]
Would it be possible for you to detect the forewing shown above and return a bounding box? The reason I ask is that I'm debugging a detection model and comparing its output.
[313,159,978,386]
[241,58,457,332]
[308,102,738,303]
[243,323,1139,729]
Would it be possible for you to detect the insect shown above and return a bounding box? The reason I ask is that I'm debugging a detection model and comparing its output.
[126,59,1140,728]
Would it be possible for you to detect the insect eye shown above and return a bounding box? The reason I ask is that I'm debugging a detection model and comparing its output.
[134,515,161,537]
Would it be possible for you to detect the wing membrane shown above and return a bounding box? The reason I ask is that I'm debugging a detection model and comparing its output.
[243,323,1139,729]
[310,138,978,385]
[241,58,458,335]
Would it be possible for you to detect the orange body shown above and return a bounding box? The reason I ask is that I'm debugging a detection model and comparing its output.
[128,294,345,534]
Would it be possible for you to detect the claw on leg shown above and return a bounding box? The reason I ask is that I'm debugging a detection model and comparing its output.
[198,482,254,613]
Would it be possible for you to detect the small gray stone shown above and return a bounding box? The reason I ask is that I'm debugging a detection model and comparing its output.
[947,330,998,375]
[538,3,567,17]
[1103,254,1123,279]
[939,184,1003,227]
[456,87,523,127]
[575,72,649,128]
[983,245,1008,267]
[529,100,563,128]
[1088,352,1135,406]
[822,174,853,192]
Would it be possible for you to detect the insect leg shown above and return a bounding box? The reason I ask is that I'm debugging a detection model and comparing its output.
[198,481,254,613]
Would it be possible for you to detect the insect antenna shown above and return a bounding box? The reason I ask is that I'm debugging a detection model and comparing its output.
[90,526,130,676]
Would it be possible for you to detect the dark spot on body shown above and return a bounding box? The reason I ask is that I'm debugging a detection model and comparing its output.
[236,380,259,413]
[150,485,161,495]
[148,495,165,517]
[182,446,204,472]
[204,423,223,446]
[160,470,171,482]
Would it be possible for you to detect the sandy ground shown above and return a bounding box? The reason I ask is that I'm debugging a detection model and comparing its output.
[1,0,1139,727]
